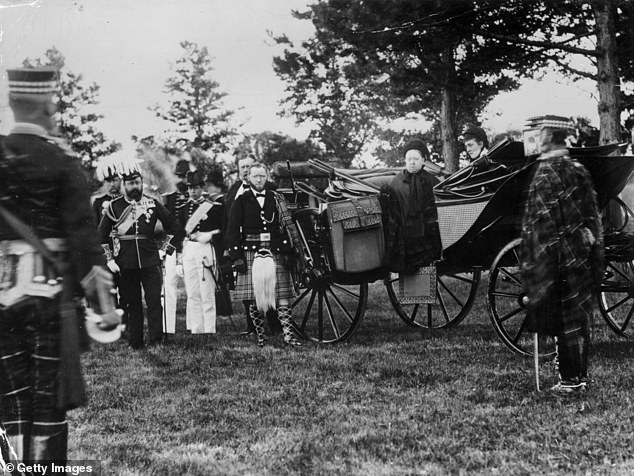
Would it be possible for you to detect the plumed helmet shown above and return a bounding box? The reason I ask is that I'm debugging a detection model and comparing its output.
[95,155,120,182]
[174,159,190,176]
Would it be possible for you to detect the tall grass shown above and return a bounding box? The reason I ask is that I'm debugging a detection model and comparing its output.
[72,282,634,475]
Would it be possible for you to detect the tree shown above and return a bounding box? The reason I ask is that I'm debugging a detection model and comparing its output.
[463,0,633,145]
[22,47,121,171]
[275,1,547,172]
[151,41,236,154]
[274,29,392,167]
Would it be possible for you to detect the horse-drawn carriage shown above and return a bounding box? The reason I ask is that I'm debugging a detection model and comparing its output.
[271,139,634,357]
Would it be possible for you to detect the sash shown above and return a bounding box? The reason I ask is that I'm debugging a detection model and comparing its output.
[185,201,213,235]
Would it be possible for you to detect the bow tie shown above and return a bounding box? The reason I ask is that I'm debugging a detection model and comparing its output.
[254,192,266,198]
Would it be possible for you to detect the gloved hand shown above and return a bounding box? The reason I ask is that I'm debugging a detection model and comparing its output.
[176,265,184,277]
[158,249,166,261]
[106,260,120,274]
[232,258,246,274]
[195,231,213,244]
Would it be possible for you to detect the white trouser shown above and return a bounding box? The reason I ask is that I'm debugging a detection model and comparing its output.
[183,240,217,334]
[162,252,182,333]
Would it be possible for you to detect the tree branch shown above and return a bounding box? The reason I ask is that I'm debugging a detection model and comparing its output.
[465,28,600,57]
[545,54,598,80]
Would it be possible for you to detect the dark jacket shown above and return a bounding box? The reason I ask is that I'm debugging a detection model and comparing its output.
[383,168,442,273]
[175,197,224,255]
[226,188,293,259]
[0,132,104,278]
[98,194,180,269]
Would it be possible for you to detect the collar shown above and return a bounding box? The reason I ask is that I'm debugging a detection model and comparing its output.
[538,148,569,161]
[252,189,267,197]
[11,122,50,138]
[192,197,206,204]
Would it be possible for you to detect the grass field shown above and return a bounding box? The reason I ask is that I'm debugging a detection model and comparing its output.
[72,281,634,475]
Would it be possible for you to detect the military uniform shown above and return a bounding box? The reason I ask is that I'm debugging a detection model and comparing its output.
[161,161,190,333]
[0,68,106,464]
[93,192,121,225]
[226,187,304,346]
[98,193,180,348]
[176,190,224,334]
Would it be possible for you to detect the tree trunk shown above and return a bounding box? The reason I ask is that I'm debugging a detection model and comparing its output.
[593,0,621,144]
[440,87,460,172]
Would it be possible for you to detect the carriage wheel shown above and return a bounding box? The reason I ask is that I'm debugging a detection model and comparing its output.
[487,238,555,357]
[599,259,634,338]
[384,268,481,329]
[290,207,367,343]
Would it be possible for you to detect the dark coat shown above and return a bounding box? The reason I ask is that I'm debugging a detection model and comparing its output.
[382,168,442,273]
[520,149,604,336]
[98,194,180,269]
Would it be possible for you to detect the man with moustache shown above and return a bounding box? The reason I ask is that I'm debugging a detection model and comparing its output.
[98,161,181,349]
[162,159,190,334]
[224,155,282,336]
[226,162,306,347]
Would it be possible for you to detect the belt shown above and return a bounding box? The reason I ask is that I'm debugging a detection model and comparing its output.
[118,235,151,241]
[245,233,271,242]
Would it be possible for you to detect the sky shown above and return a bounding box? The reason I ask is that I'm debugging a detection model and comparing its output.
[0,0,601,154]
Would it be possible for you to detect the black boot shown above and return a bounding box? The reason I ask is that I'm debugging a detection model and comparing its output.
[249,304,266,347]
[278,305,301,347]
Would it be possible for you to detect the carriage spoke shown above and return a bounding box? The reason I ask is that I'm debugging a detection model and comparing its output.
[437,290,451,323]
[605,295,630,314]
[491,290,521,299]
[322,291,341,340]
[408,304,420,323]
[427,303,433,328]
[499,267,522,287]
[331,283,361,300]
[620,301,634,332]
[438,278,464,307]
[299,289,318,332]
[326,286,355,325]
[512,317,529,344]
[608,262,632,281]
[449,273,475,284]
[317,289,324,341]
[498,306,524,323]
[293,287,312,307]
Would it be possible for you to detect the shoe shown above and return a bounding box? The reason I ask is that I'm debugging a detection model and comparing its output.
[283,337,303,347]
[550,380,587,394]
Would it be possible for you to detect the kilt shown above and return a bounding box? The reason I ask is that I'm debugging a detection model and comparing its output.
[232,250,295,302]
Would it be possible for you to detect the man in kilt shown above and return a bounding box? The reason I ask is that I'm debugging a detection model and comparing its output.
[226,162,305,347]
[521,121,604,394]
[0,67,118,464]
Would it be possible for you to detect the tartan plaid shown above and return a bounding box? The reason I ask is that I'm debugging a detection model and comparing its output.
[232,250,295,302]
[520,149,604,339]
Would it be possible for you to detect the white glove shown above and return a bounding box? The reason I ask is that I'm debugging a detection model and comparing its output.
[158,249,166,261]
[195,231,213,244]
[106,260,120,274]
[176,264,184,277]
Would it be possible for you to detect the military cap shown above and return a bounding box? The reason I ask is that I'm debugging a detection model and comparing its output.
[175,159,190,176]
[7,67,59,95]
[186,170,205,187]
[463,127,489,148]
